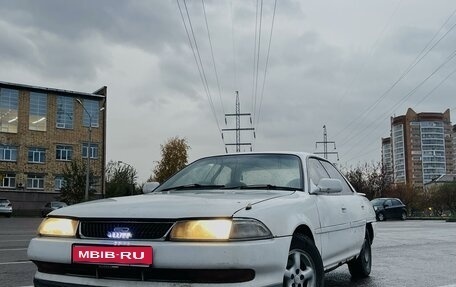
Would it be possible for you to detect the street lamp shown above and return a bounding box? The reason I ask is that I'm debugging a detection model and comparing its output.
[76,99,91,201]
[118,161,135,195]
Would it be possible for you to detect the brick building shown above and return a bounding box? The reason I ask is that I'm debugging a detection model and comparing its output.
[0,81,107,213]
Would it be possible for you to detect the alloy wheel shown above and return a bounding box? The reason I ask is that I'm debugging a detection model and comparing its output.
[284,250,316,287]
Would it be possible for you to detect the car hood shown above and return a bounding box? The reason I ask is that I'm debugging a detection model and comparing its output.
[50,190,295,219]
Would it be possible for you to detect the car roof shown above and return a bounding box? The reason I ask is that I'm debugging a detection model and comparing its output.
[194,151,327,161]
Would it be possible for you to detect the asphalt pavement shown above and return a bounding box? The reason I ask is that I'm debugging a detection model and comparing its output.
[0,218,455,287]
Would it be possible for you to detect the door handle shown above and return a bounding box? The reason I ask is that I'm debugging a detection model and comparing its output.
[361,205,365,210]
[341,207,347,213]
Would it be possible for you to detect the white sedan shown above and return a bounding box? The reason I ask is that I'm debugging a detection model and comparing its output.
[28,152,376,287]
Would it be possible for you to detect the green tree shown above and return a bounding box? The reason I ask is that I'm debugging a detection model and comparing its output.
[60,160,94,204]
[105,160,138,197]
[150,137,190,183]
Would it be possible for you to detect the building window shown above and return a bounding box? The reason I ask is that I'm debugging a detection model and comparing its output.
[56,145,73,161]
[82,99,100,127]
[56,96,74,129]
[28,147,46,163]
[0,173,16,188]
[54,176,65,191]
[82,143,98,159]
[0,88,19,133]
[29,92,47,131]
[27,174,44,190]
[0,145,17,162]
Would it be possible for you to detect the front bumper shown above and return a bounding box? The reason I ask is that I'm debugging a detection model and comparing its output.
[28,236,291,287]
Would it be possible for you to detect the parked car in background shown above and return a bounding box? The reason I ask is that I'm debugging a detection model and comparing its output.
[371,198,407,221]
[0,198,13,217]
[28,152,376,287]
[40,201,67,217]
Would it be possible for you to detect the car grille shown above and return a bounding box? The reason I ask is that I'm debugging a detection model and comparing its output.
[34,261,255,284]
[79,220,175,240]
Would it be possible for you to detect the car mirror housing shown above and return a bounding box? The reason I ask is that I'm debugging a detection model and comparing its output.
[143,182,160,194]
[316,178,343,193]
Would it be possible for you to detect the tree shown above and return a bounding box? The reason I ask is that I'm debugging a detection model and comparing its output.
[60,160,94,205]
[427,183,456,216]
[343,162,389,200]
[105,160,138,198]
[150,137,190,183]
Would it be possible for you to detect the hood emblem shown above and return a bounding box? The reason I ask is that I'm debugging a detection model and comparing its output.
[107,227,133,239]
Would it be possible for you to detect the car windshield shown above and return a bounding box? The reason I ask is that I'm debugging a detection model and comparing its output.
[53,202,67,208]
[371,198,385,206]
[156,154,303,192]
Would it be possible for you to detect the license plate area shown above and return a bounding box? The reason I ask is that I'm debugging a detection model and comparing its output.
[72,245,153,266]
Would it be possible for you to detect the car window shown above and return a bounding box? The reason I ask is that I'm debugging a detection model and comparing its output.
[307,158,330,186]
[157,154,303,191]
[392,199,402,206]
[320,160,353,194]
[0,199,9,204]
[384,199,392,207]
[371,198,384,206]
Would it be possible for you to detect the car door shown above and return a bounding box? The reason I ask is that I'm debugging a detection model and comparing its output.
[307,158,353,267]
[383,199,393,219]
[391,199,403,219]
[319,161,366,257]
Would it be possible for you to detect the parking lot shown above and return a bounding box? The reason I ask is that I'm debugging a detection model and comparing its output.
[1,218,455,287]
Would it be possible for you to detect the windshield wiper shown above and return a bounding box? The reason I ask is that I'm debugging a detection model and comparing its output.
[225,184,301,191]
[161,184,225,191]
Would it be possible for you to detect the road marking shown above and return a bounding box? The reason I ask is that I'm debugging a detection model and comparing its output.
[0,260,32,265]
[0,248,27,251]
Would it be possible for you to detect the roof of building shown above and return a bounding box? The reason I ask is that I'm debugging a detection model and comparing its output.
[0,81,106,99]
[424,174,456,185]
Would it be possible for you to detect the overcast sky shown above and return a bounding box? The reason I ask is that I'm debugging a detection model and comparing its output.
[1,0,456,182]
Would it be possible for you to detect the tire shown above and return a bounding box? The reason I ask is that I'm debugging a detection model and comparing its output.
[377,212,385,221]
[6,214,11,218]
[348,231,372,278]
[283,234,324,287]
[401,211,407,221]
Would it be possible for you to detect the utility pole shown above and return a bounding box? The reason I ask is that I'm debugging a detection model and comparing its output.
[76,99,92,201]
[315,125,339,161]
[222,91,255,153]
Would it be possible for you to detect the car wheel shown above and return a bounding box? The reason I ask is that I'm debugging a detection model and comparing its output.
[401,211,407,220]
[6,214,11,218]
[377,212,385,221]
[283,234,324,287]
[348,231,372,278]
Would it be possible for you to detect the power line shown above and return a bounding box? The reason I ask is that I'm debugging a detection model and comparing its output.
[335,5,456,142]
[341,48,456,158]
[176,0,223,137]
[255,0,277,143]
[201,0,225,115]
[335,0,403,109]
[415,65,456,109]
[253,0,264,129]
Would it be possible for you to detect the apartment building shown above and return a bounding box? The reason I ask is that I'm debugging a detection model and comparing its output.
[382,108,454,189]
[0,81,107,203]
[381,137,393,182]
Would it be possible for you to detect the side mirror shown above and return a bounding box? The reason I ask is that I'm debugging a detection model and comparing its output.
[143,182,160,194]
[316,178,343,193]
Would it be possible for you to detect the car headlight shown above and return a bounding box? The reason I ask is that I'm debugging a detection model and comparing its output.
[38,218,79,237]
[169,218,272,241]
